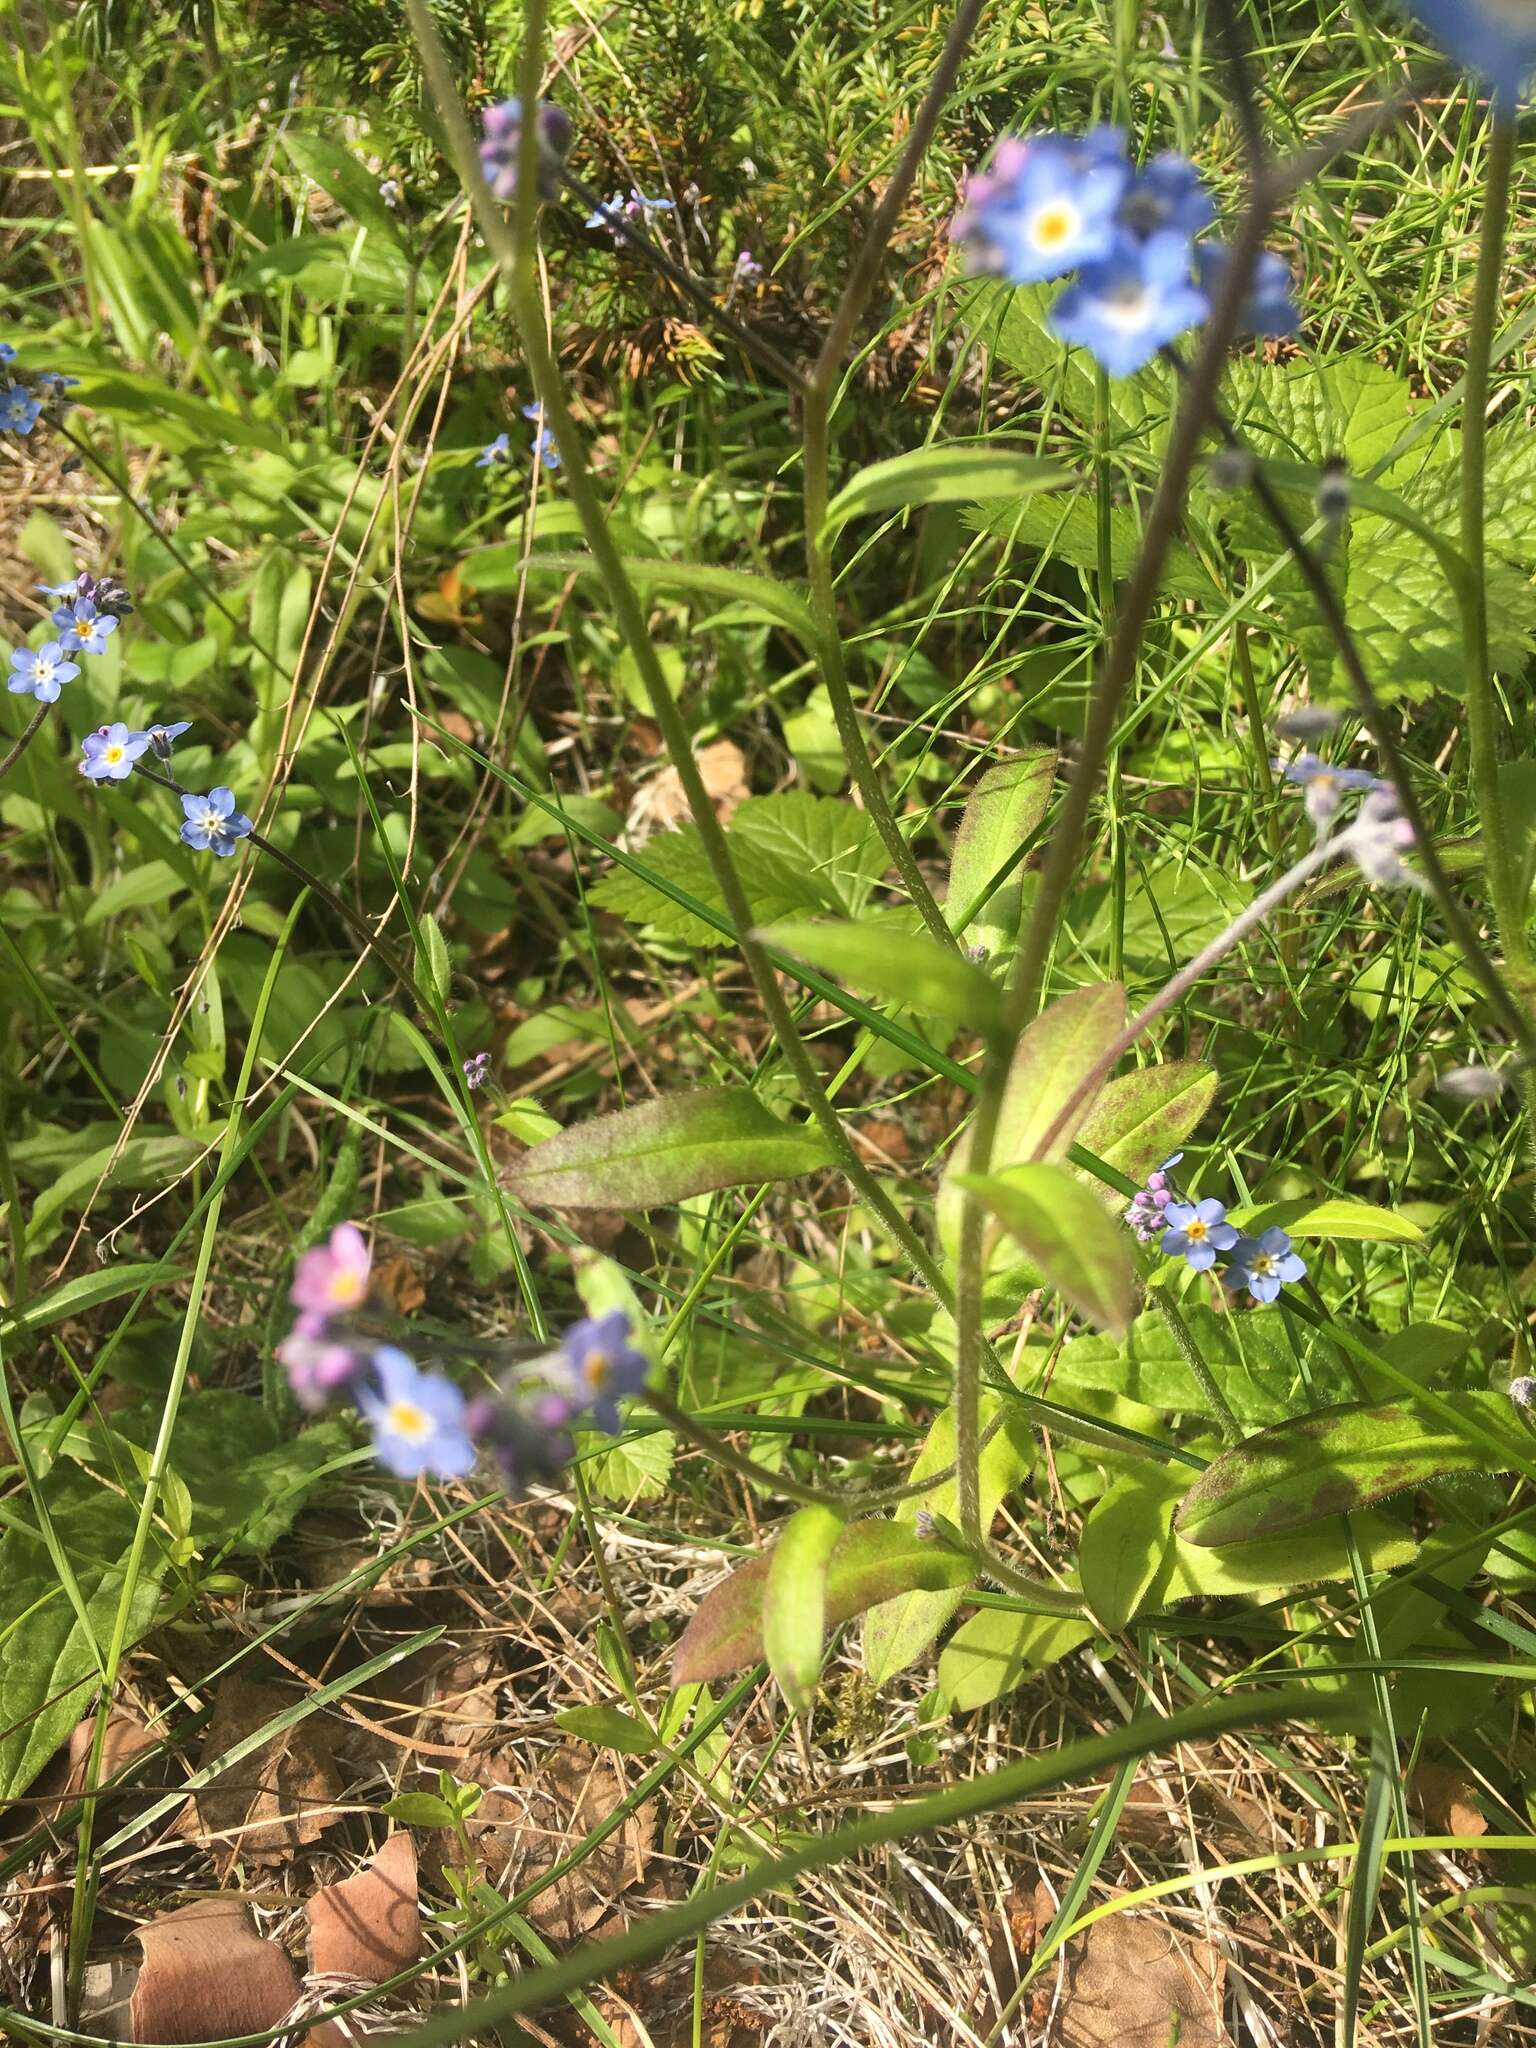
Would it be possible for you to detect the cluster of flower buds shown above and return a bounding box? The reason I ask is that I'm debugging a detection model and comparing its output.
[277,1224,651,1490]
[478,98,574,203]
[1126,1151,1181,1242]
[0,340,78,439]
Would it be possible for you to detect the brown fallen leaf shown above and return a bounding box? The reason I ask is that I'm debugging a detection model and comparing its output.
[65,1708,159,1798]
[435,1744,655,1941]
[1411,1760,1488,1839]
[1028,1879,1231,2047]
[624,740,748,845]
[178,1676,344,1866]
[130,1897,301,2042]
[307,1833,421,1982]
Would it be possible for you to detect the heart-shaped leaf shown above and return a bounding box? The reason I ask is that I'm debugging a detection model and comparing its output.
[763,1505,845,1714]
[672,1521,974,1685]
[506,1089,837,1210]
[1174,1392,1528,1547]
[954,1161,1137,1336]
[759,919,1003,1032]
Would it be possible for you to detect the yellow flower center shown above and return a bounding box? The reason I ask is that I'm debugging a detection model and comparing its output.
[104,744,125,765]
[1252,1253,1277,1277]
[582,1349,612,1390]
[327,1269,366,1308]
[1185,1219,1208,1242]
[1031,202,1076,250]
[386,1399,431,1442]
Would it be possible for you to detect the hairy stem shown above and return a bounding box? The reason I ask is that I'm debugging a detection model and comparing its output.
[403,0,951,1303]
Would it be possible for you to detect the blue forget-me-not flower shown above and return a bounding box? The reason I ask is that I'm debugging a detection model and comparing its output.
[1404,2,1536,105]
[558,1309,650,1435]
[522,402,561,470]
[80,722,151,781]
[7,641,79,703]
[952,130,1130,283]
[358,1347,477,1481]
[1223,1227,1307,1304]
[56,599,120,658]
[179,786,253,856]
[479,98,574,202]
[1279,751,1380,834]
[1051,228,1211,377]
[476,432,512,466]
[1161,1197,1240,1272]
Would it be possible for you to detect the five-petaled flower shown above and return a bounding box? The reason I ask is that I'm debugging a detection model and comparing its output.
[80,722,151,782]
[179,786,253,856]
[476,432,511,467]
[1223,1226,1307,1304]
[953,130,1130,283]
[558,1308,650,1434]
[291,1221,372,1317]
[1051,229,1211,377]
[1161,1197,1240,1272]
[7,641,79,703]
[358,1347,477,1480]
[0,385,41,434]
[1194,243,1299,336]
[55,599,120,658]
[522,402,561,470]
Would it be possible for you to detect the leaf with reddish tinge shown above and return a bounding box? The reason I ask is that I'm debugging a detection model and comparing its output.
[505,1089,836,1211]
[1174,1393,1528,1548]
[674,1521,974,1685]
[130,1897,301,2042]
[954,1161,1136,1336]
[1073,1061,1217,1207]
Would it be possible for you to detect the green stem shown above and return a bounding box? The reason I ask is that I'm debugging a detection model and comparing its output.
[1152,1282,1241,1445]
[402,0,949,1306]
[1461,111,1527,978]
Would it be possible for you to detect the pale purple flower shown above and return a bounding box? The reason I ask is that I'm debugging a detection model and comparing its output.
[359,1348,476,1480]
[278,1313,367,1412]
[558,1308,649,1433]
[290,1222,372,1316]
[464,1383,575,1493]
[479,98,573,202]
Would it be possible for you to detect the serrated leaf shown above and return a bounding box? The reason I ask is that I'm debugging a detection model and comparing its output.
[581,1427,675,1502]
[937,1607,1093,1713]
[1053,1306,1356,1428]
[862,1400,1033,1686]
[1078,1470,1185,1632]
[824,446,1066,533]
[507,1089,836,1210]
[763,1505,845,1714]
[759,918,1003,1031]
[945,752,1056,952]
[554,1706,656,1752]
[1174,1392,1528,1547]
[672,1521,974,1685]
[954,1162,1136,1337]
[1072,1061,1218,1209]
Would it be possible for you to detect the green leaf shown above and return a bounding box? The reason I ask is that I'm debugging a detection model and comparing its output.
[938,982,1126,1282]
[507,1089,837,1210]
[945,752,1056,952]
[82,861,184,928]
[581,1427,675,1502]
[1078,1470,1184,1632]
[763,1505,845,1715]
[1226,1197,1424,1246]
[590,792,884,948]
[672,1521,974,1685]
[1157,1511,1416,1599]
[823,447,1066,535]
[0,1263,165,1345]
[1173,1392,1528,1548]
[1053,1305,1357,1428]
[863,1400,1033,1686]
[938,1607,1093,1713]
[461,549,816,644]
[969,489,1223,601]
[280,130,405,240]
[55,368,287,455]
[1071,1061,1218,1208]
[759,918,1003,1031]
[415,911,452,1007]
[383,1790,459,1827]
[554,1706,656,1753]
[954,1162,1136,1337]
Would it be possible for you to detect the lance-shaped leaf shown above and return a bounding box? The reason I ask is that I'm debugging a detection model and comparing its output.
[954,1162,1136,1337]
[672,1521,974,1685]
[823,448,1066,536]
[506,1089,837,1210]
[863,1399,1034,1687]
[759,918,1004,1032]
[1174,1392,1529,1548]
[1072,1060,1217,1208]
[945,752,1056,952]
[1225,1197,1425,1247]
[763,1505,845,1715]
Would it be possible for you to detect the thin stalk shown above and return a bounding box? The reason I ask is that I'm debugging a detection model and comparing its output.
[798,0,987,955]
[1460,112,1527,979]
[403,0,951,1304]
[0,701,50,783]
[1150,1282,1241,1445]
